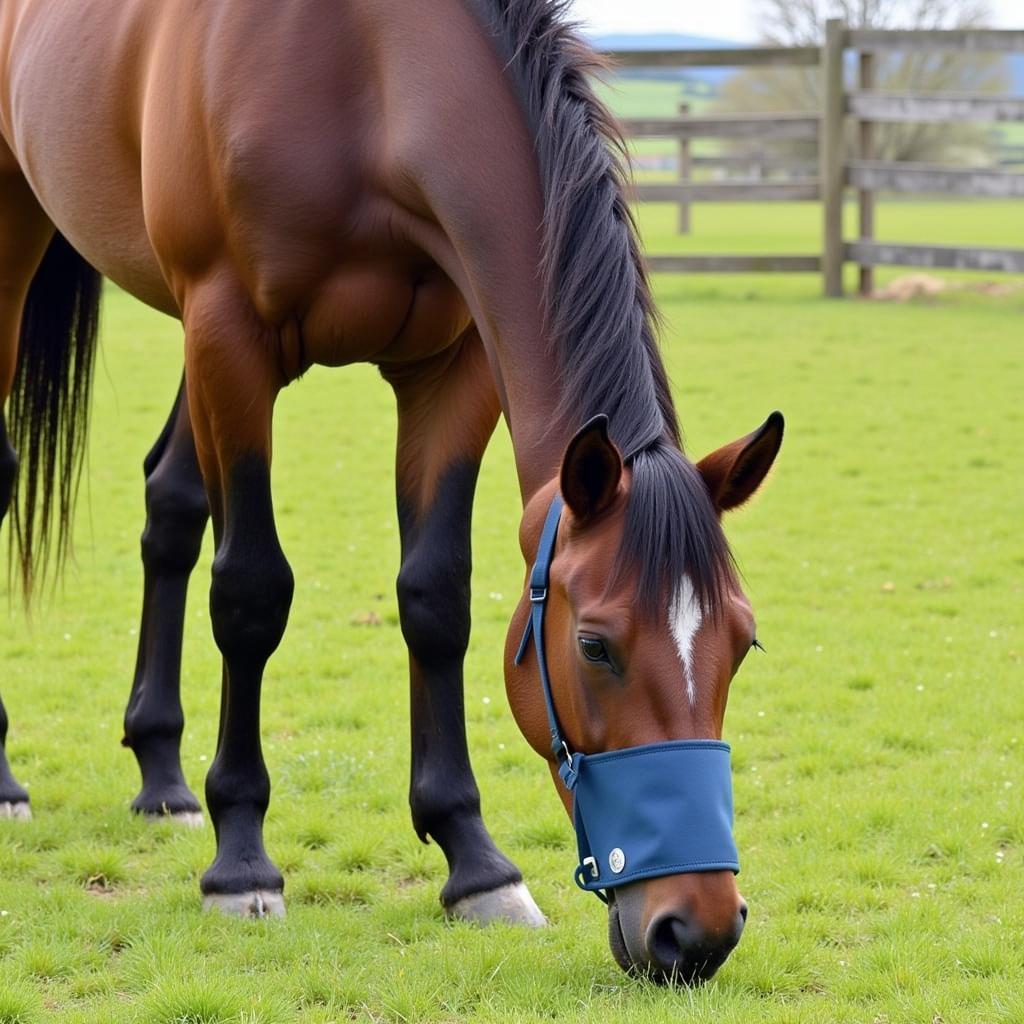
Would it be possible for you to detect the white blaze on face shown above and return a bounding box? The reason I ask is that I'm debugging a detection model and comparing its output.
[669,577,703,706]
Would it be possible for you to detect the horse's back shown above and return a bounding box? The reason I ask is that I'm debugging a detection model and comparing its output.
[0,0,530,364]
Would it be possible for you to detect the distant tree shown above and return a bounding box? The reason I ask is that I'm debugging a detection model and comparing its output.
[713,0,1010,168]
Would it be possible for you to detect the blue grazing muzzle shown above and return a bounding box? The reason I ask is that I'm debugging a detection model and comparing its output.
[515,495,739,901]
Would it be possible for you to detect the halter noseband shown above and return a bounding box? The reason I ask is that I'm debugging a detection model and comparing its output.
[515,495,740,900]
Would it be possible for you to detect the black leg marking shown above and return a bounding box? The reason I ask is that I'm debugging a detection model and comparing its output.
[0,412,30,813]
[398,462,526,909]
[200,455,293,903]
[122,383,209,818]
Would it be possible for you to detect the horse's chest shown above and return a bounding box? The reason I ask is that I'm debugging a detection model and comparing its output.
[297,262,470,371]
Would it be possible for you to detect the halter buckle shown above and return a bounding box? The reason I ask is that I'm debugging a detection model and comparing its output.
[529,587,547,603]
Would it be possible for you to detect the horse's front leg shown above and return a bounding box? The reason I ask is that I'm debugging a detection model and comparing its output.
[384,334,545,926]
[122,377,208,823]
[184,279,292,916]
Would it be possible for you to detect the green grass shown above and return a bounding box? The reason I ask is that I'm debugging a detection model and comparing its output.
[0,202,1022,1021]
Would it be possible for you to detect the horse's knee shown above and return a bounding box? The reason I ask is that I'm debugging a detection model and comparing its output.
[397,549,470,666]
[210,544,294,664]
[140,460,208,574]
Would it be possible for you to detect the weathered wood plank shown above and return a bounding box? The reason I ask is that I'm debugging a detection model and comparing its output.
[822,19,846,297]
[857,50,876,297]
[845,241,1024,273]
[605,47,820,68]
[646,255,822,273]
[633,181,821,202]
[847,29,1024,54]
[847,91,1024,124]
[677,101,691,234]
[621,114,820,140]
[689,155,818,173]
[846,160,1024,197]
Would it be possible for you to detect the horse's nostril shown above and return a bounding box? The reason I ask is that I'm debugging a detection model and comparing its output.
[739,900,749,923]
[647,914,692,974]
[644,909,746,984]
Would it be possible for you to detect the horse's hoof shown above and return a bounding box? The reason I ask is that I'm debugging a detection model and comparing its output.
[447,882,546,927]
[170,810,204,828]
[202,890,286,918]
[0,801,32,821]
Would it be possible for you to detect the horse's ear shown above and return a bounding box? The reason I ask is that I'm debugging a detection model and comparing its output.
[697,411,784,513]
[560,415,622,522]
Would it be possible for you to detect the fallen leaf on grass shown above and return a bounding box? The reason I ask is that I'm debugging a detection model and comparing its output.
[350,611,382,627]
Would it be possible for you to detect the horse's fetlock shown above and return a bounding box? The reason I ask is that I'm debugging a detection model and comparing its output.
[123,703,185,748]
[410,776,481,840]
[205,758,270,819]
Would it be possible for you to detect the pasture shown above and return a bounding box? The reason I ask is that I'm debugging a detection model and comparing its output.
[0,198,1022,1022]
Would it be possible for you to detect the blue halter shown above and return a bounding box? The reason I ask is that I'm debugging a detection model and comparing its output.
[514,495,739,899]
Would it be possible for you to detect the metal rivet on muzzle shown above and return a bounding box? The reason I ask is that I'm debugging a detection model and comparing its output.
[609,848,626,874]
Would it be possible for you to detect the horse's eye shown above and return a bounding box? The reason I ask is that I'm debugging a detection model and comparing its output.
[579,636,609,663]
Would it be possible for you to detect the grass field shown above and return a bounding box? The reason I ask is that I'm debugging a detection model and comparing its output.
[0,199,1022,1023]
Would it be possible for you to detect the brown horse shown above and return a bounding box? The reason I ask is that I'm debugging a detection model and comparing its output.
[0,0,783,981]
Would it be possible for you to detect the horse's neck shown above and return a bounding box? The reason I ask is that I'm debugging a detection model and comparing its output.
[372,1,573,501]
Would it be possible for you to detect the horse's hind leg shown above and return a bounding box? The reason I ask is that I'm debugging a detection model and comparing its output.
[0,411,29,818]
[122,376,209,824]
[383,332,545,927]
[0,165,56,820]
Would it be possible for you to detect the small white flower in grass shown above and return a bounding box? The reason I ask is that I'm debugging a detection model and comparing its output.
[916,685,925,692]
[488,592,503,601]
[0,910,8,917]
[63,633,72,641]
[990,630,998,638]
[482,697,491,705]
[911,891,920,898]
[815,645,823,652]
[199,755,207,762]
[982,822,989,829]
[757,711,766,718]
[1005,781,1014,789]
[498,743,505,751]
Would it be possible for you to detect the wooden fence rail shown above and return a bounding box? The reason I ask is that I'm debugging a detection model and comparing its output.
[621,114,820,140]
[605,22,1024,296]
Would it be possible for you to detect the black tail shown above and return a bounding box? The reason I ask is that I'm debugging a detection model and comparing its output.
[8,232,102,596]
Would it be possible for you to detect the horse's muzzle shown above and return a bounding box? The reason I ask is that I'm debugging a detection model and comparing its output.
[608,878,747,984]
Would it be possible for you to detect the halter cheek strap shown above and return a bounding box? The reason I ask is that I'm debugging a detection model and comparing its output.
[513,495,576,779]
[514,494,740,899]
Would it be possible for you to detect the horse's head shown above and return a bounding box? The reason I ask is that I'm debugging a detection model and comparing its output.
[505,412,783,983]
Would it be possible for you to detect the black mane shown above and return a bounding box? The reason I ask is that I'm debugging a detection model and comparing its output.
[473,0,735,615]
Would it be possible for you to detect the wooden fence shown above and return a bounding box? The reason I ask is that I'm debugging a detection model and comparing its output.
[605,23,1024,296]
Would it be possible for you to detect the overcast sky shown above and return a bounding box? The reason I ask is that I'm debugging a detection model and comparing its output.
[571,0,1021,39]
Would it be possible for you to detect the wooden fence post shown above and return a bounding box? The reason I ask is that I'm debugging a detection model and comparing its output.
[822,18,846,297]
[678,102,692,234]
[857,50,876,296]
